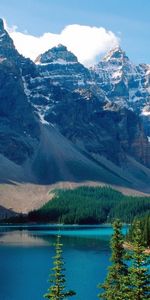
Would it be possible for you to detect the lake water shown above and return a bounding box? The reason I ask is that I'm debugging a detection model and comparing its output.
[0,225,128,300]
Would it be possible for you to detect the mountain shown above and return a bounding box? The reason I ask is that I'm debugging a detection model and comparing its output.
[35,44,93,89]
[35,43,106,102]
[91,46,150,136]
[0,19,150,215]
[33,44,150,169]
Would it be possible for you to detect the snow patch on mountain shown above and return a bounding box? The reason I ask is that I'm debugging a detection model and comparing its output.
[142,111,150,116]
[33,104,50,125]
[36,58,77,66]
[22,76,31,98]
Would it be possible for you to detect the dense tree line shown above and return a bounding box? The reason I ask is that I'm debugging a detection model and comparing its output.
[127,213,150,247]
[28,187,150,224]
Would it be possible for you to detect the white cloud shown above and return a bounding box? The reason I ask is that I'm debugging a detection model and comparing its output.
[4,21,119,66]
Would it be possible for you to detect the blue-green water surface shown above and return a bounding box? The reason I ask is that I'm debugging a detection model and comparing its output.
[0,225,128,300]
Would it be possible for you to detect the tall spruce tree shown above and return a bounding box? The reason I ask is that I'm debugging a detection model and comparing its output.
[98,219,129,300]
[128,221,150,300]
[44,235,76,300]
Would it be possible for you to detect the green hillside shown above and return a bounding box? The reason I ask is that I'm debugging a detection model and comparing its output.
[28,187,150,224]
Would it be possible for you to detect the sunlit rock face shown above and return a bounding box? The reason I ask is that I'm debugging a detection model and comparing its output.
[91,46,150,136]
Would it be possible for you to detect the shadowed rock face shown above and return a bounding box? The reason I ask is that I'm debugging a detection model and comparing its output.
[0,19,40,166]
[0,19,150,191]
[44,92,150,167]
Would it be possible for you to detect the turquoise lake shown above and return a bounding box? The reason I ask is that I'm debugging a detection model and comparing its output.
[0,225,128,300]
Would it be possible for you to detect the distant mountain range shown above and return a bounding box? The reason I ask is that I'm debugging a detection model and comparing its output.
[0,18,150,214]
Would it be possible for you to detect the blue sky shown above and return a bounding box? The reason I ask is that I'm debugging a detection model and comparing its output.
[0,0,150,64]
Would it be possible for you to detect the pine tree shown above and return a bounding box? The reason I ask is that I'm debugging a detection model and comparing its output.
[128,221,150,300]
[44,235,76,300]
[98,219,129,300]
[143,214,150,247]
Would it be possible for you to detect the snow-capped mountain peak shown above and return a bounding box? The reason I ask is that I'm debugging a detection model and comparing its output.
[103,46,129,63]
[35,44,78,65]
[90,46,150,137]
[34,44,100,92]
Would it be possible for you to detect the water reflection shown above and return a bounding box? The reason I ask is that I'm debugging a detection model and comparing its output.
[0,224,114,248]
[0,230,49,246]
[0,224,127,250]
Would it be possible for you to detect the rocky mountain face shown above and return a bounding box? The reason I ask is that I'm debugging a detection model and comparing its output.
[0,19,40,171]
[32,44,150,169]
[0,18,150,195]
[91,47,150,136]
[35,44,94,89]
